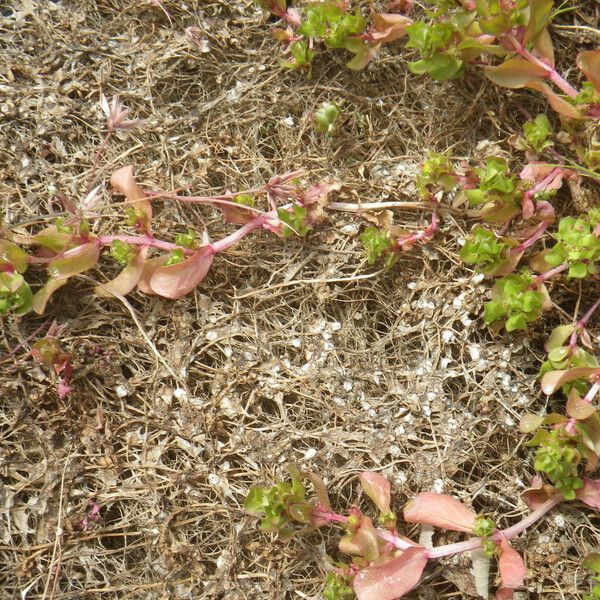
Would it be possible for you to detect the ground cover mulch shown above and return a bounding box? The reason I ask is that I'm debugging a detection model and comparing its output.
[1,1,599,598]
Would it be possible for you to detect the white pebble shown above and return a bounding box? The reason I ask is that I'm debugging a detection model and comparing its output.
[303,448,317,460]
[441,329,454,343]
[115,385,128,398]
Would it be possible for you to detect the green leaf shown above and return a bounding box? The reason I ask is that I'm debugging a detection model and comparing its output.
[175,229,198,250]
[314,102,340,134]
[277,205,310,238]
[323,572,354,600]
[583,553,600,575]
[408,53,463,81]
[234,194,255,207]
[165,248,185,266]
[506,313,527,331]
[545,324,575,352]
[245,486,270,514]
[32,278,68,314]
[406,21,453,58]
[568,262,588,279]
[524,0,554,44]
[523,113,553,153]
[110,240,135,266]
[361,226,392,265]
[0,272,32,316]
[465,189,486,205]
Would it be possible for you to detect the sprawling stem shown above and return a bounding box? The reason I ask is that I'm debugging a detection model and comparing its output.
[569,296,600,348]
[511,220,550,255]
[505,34,578,98]
[312,493,563,560]
[97,234,188,254]
[210,214,269,254]
[530,263,568,289]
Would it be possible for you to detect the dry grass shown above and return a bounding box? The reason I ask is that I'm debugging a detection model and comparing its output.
[1,1,599,598]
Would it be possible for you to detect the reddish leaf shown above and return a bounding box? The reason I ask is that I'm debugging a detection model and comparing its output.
[489,250,523,277]
[525,82,583,119]
[532,27,554,67]
[498,538,526,589]
[577,51,600,91]
[496,588,516,600]
[110,166,153,232]
[541,367,600,394]
[136,255,170,295]
[218,203,255,225]
[521,476,556,510]
[577,413,600,456]
[484,58,547,89]
[575,478,600,510]
[529,251,555,277]
[48,242,100,279]
[566,389,596,420]
[96,247,148,297]
[353,547,428,600]
[403,493,476,533]
[519,163,564,191]
[360,472,391,513]
[58,379,73,399]
[339,515,380,561]
[32,278,68,314]
[370,13,412,43]
[149,246,215,299]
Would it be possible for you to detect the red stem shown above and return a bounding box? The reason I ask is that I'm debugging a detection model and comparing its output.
[97,235,188,254]
[313,493,563,559]
[505,34,578,98]
[530,263,568,289]
[569,295,600,348]
[511,220,549,255]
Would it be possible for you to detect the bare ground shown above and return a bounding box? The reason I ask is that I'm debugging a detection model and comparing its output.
[1,1,599,599]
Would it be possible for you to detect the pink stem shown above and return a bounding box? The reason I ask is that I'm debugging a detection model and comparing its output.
[580,296,600,328]
[428,494,563,560]
[396,211,439,250]
[569,296,600,348]
[505,34,578,98]
[97,235,189,254]
[210,215,269,254]
[313,493,563,559]
[511,220,549,254]
[312,510,349,524]
[530,263,568,289]
[584,381,600,404]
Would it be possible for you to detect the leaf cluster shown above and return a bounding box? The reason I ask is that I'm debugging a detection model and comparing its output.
[546,212,600,279]
[245,472,315,538]
[484,269,545,331]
